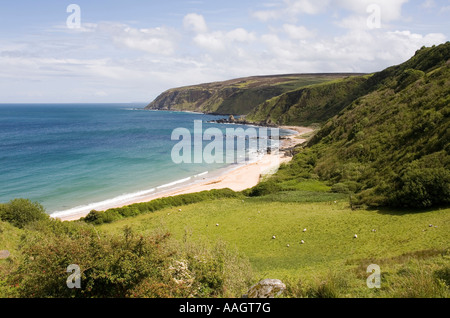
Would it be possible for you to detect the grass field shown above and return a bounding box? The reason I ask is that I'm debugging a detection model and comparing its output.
[96,192,450,297]
[1,186,449,297]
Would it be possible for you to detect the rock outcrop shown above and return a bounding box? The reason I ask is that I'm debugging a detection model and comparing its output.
[244,279,286,298]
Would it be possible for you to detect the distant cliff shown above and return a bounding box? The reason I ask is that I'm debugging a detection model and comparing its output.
[145,74,358,115]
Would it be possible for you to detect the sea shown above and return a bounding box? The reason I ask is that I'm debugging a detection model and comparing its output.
[0,103,293,218]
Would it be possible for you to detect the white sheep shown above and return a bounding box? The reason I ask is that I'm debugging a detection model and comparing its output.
[272,235,276,239]
[354,234,358,239]
[301,240,305,244]
[303,228,307,232]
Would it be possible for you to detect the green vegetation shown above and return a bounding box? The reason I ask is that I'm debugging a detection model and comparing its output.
[0,199,49,228]
[246,75,372,126]
[145,74,360,115]
[0,204,252,298]
[1,43,449,298]
[83,188,244,225]
[247,42,450,209]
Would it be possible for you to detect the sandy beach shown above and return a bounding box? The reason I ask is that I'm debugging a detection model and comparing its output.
[56,126,313,221]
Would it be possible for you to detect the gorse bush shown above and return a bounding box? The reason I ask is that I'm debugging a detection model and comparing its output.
[7,224,252,298]
[0,199,49,229]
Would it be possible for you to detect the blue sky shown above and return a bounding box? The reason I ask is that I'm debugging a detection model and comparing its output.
[0,0,449,103]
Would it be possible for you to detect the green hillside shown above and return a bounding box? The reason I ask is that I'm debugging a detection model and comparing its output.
[245,75,371,126]
[145,73,360,115]
[251,42,450,209]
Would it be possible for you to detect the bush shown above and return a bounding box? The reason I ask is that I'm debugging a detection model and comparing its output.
[331,183,350,194]
[8,226,252,298]
[390,167,450,208]
[248,181,282,197]
[82,189,243,225]
[0,199,49,229]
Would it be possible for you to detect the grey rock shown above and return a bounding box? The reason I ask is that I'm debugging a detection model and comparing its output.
[0,250,10,260]
[247,279,286,298]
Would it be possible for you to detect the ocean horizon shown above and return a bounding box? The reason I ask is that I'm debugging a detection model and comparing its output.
[0,103,291,217]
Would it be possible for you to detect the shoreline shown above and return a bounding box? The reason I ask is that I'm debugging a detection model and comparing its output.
[54,125,314,222]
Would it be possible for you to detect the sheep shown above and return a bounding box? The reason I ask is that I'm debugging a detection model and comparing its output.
[272,235,276,239]
[354,234,358,239]
[301,240,305,244]
[303,228,307,232]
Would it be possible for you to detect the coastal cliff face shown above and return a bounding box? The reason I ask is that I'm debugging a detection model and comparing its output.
[145,74,356,115]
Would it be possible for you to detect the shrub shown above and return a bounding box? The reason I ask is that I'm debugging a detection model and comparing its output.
[390,167,450,208]
[331,183,350,194]
[248,181,282,197]
[8,226,252,298]
[0,199,49,229]
[82,189,243,225]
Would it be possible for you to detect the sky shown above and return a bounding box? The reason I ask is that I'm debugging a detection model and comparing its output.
[0,0,449,103]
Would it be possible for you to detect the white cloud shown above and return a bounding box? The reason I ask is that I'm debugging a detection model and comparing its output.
[193,32,227,51]
[253,0,329,21]
[102,24,177,55]
[183,13,208,33]
[285,0,330,15]
[336,0,409,22]
[191,27,257,52]
[283,24,316,39]
[226,28,257,43]
[253,0,409,23]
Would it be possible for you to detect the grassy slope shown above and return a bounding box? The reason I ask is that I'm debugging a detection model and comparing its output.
[0,221,23,259]
[244,43,449,209]
[97,193,449,296]
[145,74,358,115]
[246,75,372,126]
[0,221,24,296]
[302,43,450,208]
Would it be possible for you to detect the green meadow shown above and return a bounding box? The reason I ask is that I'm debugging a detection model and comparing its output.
[96,190,450,297]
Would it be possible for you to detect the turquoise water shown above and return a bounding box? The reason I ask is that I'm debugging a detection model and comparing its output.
[0,104,289,217]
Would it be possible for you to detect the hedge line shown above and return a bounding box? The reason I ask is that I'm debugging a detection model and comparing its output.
[81,188,243,225]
